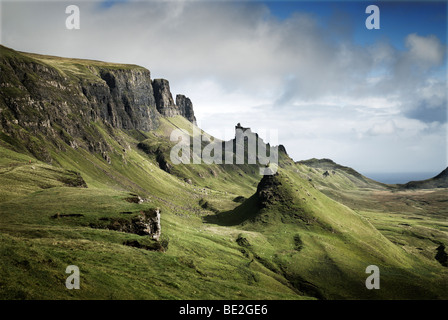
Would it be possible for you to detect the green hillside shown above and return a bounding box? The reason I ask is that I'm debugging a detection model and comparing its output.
[0,45,447,300]
[400,167,448,189]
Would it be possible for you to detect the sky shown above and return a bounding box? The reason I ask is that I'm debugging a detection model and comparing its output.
[1,0,447,176]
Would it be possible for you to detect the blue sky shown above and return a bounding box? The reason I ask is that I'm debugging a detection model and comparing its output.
[265,1,447,49]
[99,0,129,9]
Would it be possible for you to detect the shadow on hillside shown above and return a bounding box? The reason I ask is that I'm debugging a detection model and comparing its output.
[202,194,261,226]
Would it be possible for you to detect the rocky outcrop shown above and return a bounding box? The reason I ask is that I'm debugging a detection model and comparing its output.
[256,172,284,208]
[95,208,161,240]
[87,68,160,131]
[435,244,448,267]
[152,78,177,117]
[235,123,252,133]
[176,94,196,124]
[278,144,288,155]
[0,45,197,163]
[153,79,197,123]
[1,55,160,132]
[0,48,159,162]
[133,208,161,241]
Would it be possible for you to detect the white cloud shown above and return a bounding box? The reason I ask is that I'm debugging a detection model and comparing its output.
[367,120,398,136]
[1,0,446,173]
[405,33,445,67]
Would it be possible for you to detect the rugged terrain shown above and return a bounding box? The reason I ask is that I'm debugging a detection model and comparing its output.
[0,45,447,300]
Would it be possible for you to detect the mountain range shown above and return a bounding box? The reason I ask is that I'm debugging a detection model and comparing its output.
[0,45,447,300]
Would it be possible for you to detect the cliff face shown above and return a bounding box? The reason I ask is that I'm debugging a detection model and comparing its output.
[176,94,197,124]
[87,68,159,131]
[0,45,196,162]
[153,78,196,123]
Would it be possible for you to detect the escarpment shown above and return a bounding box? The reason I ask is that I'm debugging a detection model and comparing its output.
[152,78,196,123]
[0,45,196,162]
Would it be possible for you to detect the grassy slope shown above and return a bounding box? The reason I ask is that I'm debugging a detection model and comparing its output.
[2,129,446,299]
[0,48,446,299]
[209,169,448,299]
[144,116,262,196]
[0,115,305,299]
[400,167,448,189]
[293,160,448,298]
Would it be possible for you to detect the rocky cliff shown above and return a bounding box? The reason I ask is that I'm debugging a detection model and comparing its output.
[153,78,196,123]
[0,45,196,162]
[175,94,197,124]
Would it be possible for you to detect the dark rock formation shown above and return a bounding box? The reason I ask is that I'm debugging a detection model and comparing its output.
[96,208,161,240]
[435,244,448,267]
[278,144,288,155]
[124,193,144,204]
[0,45,197,163]
[256,172,283,208]
[236,234,251,247]
[235,123,251,132]
[122,239,163,252]
[131,209,161,240]
[152,79,197,123]
[152,78,177,117]
[176,94,196,124]
[233,196,246,203]
[156,149,172,173]
[91,68,159,131]
[137,141,172,173]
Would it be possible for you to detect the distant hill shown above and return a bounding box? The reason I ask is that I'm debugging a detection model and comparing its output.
[400,167,448,189]
[296,158,388,190]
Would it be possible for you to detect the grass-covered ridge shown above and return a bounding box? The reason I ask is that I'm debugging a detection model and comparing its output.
[0,46,447,300]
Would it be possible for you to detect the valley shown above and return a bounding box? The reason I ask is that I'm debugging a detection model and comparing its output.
[0,45,447,300]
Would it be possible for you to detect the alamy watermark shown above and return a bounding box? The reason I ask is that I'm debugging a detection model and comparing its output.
[63,4,378,31]
[365,265,380,289]
[170,123,279,175]
[365,5,380,30]
[65,265,80,289]
[66,5,80,30]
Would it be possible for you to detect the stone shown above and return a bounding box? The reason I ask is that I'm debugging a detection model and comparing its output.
[152,78,178,117]
[0,46,198,164]
[176,94,197,124]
